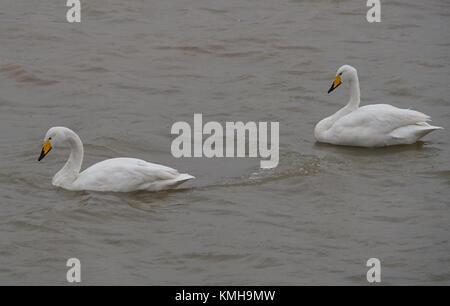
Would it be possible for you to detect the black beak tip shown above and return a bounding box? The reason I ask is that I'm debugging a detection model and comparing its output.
[328,81,340,94]
[38,149,46,161]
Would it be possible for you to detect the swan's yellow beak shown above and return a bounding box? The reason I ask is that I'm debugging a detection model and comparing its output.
[328,75,341,94]
[38,140,52,161]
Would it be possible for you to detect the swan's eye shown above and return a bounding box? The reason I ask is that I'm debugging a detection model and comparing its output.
[49,137,52,140]
[339,72,343,76]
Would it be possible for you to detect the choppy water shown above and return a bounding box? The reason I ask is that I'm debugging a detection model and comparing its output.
[0,0,449,285]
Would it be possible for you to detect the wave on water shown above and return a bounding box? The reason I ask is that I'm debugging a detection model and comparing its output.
[203,152,321,189]
[0,60,58,86]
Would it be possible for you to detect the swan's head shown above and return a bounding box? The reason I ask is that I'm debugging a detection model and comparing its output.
[38,127,69,161]
[328,65,358,94]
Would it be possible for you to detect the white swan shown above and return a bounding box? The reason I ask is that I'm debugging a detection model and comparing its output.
[315,65,442,147]
[38,127,195,192]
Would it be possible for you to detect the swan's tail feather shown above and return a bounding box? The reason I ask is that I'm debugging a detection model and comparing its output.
[390,123,443,142]
[174,173,195,182]
[416,122,443,135]
[427,125,443,130]
[141,173,195,191]
[416,121,442,129]
[161,173,195,189]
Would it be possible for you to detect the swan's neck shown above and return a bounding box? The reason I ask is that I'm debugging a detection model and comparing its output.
[314,73,361,141]
[347,76,360,110]
[53,130,84,188]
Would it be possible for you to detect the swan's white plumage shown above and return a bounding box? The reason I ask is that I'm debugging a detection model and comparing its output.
[315,65,442,147]
[71,158,194,192]
[40,127,194,192]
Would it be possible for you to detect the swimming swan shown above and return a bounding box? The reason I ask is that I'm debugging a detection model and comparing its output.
[38,127,195,192]
[315,65,442,147]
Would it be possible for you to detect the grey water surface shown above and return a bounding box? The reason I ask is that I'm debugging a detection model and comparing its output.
[0,0,449,285]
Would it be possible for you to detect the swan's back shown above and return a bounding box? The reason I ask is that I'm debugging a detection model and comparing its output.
[71,158,194,192]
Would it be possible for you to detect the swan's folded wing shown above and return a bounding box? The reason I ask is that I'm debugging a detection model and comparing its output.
[335,104,431,135]
[73,158,181,192]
